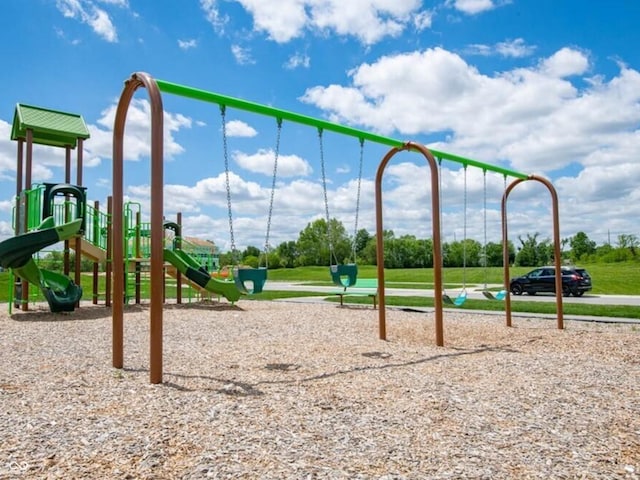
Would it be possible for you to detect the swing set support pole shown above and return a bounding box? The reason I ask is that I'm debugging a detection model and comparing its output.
[502,175,564,330]
[113,72,165,384]
[376,142,444,346]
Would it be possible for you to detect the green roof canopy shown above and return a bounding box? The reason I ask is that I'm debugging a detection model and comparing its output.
[11,103,90,148]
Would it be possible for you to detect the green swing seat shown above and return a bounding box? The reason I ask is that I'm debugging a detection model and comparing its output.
[330,264,358,287]
[233,266,267,294]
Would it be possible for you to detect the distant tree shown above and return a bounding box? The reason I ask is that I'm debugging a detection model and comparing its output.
[515,233,552,266]
[265,251,282,269]
[242,245,261,259]
[569,232,596,262]
[484,242,502,267]
[353,228,371,260]
[361,237,378,265]
[617,234,639,256]
[276,241,298,268]
[445,239,482,268]
[296,218,350,266]
[243,255,259,268]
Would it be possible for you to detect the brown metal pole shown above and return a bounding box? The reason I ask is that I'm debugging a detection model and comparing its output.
[64,146,71,277]
[501,178,524,327]
[176,212,182,304]
[74,140,83,305]
[113,72,165,383]
[135,211,141,304]
[15,139,24,309]
[105,196,112,307]
[375,141,443,345]
[531,175,564,330]
[92,200,99,305]
[502,175,564,329]
[15,139,23,232]
[22,130,33,311]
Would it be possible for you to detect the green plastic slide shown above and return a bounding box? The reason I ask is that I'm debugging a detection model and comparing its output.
[163,248,242,303]
[0,217,84,313]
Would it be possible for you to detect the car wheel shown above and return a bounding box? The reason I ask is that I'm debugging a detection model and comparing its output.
[573,290,584,297]
[562,285,571,297]
[511,284,523,295]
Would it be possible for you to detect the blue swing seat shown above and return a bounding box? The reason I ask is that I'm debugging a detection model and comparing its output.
[482,289,507,301]
[233,267,267,294]
[330,264,358,287]
[443,290,467,306]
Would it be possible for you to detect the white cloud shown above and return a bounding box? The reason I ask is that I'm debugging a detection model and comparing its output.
[233,149,313,177]
[539,47,590,78]
[308,0,420,45]
[92,98,192,163]
[496,38,536,58]
[200,0,228,34]
[413,10,434,30]
[226,120,258,137]
[96,0,128,6]
[231,44,255,65]
[233,0,309,43]
[55,0,119,42]
[233,0,423,45]
[466,38,535,58]
[0,119,76,184]
[178,39,198,50]
[285,52,311,70]
[300,46,640,176]
[294,47,640,243]
[0,120,15,182]
[447,0,501,15]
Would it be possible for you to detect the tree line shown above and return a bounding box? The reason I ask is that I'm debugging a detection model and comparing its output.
[30,219,638,272]
[221,218,640,269]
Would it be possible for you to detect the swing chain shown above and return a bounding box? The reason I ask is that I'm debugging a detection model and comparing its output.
[263,118,283,267]
[482,169,488,288]
[462,164,467,288]
[318,128,336,263]
[351,138,364,263]
[220,105,237,261]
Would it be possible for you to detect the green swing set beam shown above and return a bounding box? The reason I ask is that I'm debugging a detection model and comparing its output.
[155,79,528,180]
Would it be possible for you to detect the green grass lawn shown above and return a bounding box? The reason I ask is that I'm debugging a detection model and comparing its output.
[268,262,639,295]
[1,261,638,319]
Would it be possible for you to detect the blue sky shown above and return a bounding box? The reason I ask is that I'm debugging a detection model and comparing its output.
[1,0,639,253]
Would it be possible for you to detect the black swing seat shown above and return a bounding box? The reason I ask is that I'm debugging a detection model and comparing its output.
[233,266,267,294]
[330,263,358,287]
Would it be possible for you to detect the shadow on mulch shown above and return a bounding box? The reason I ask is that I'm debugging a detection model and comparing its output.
[8,304,114,322]
[6,299,242,322]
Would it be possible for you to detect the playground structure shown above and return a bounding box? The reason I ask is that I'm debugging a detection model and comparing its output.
[3,104,90,312]
[1,104,232,313]
[112,72,565,384]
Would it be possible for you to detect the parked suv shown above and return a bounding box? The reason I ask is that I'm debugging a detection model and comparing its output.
[510,266,592,297]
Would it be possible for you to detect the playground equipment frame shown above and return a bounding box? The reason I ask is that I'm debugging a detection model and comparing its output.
[112,71,564,384]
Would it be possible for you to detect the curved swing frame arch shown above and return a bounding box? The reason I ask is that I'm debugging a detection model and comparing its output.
[501,175,564,329]
[375,142,445,346]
